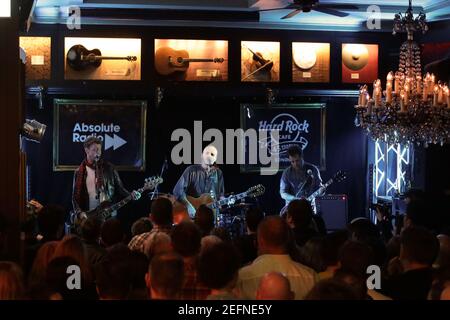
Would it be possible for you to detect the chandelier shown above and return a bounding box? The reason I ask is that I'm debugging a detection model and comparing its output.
[355,0,450,146]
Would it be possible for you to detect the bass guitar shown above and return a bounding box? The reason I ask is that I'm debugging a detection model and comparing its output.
[67,45,137,71]
[70,176,163,230]
[279,170,347,216]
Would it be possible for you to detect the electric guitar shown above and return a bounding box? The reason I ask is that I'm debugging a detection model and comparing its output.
[279,170,347,216]
[154,46,225,76]
[70,176,163,229]
[66,45,137,71]
[172,184,266,223]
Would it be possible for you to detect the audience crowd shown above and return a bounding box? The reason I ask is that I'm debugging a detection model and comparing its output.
[1,189,450,300]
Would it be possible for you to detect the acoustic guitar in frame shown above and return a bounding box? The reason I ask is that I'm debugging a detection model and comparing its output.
[154,46,225,76]
[66,44,138,71]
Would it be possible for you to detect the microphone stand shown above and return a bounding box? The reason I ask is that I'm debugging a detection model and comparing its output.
[151,158,168,200]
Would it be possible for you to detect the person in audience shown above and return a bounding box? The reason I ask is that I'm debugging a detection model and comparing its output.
[348,217,386,267]
[145,252,184,300]
[428,267,450,300]
[337,239,391,300]
[195,205,215,237]
[434,234,450,270]
[171,221,210,300]
[305,278,359,300]
[95,255,131,300]
[0,261,25,300]
[198,241,240,300]
[319,230,349,280]
[128,197,173,253]
[234,207,264,266]
[25,205,65,274]
[237,216,318,300]
[286,199,319,247]
[131,217,153,237]
[256,272,294,300]
[381,226,439,300]
[299,237,326,273]
[80,216,106,267]
[52,234,97,299]
[100,218,125,248]
[143,231,172,261]
[45,256,88,300]
[28,241,58,288]
[128,250,150,300]
[200,235,223,254]
[211,227,232,243]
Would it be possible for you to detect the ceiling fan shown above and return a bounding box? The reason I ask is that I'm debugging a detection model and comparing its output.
[257,0,359,19]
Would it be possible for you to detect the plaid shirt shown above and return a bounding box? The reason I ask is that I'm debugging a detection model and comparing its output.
[180,257,211,300]
[128,225,172,253]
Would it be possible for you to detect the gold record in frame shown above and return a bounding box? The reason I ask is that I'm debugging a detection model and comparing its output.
[293,44,317,70]
[292,42,330,83]
[342,44,369,71]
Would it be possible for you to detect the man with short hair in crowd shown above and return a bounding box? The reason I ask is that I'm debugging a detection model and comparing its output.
[145,252,184,300]
[128,197,173,253]
[80,216,107,267]
[234,207,265,266]
[171,221,210,300]
[380,226,440,300]
[256,272,295,300]
[237,216,318,299]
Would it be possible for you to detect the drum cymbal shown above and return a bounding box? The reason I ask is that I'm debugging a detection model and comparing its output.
[342,44,369,71]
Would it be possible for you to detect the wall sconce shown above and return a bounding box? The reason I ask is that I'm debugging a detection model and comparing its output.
[22,119,46,143]
[266,87,276,106]
[35,85,45,109]
[155,86,165,109]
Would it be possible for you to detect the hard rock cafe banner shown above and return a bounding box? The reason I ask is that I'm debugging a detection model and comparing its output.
[53,99,147,171]
[240,104,326,173]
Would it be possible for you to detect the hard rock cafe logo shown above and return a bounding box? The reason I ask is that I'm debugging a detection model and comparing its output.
[258,113,310,161]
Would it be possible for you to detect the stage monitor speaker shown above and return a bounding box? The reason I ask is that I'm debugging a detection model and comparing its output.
[316,194,348,231]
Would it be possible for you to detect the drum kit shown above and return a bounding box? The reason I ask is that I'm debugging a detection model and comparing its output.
[147,191,256,239]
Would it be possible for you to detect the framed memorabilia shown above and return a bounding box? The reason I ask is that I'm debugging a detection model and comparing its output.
[342,43,378,83]
[154,39,228,81]
[292,42,330,83]
[19,36,52,81]
[64,37,141,80]
[241,41,280,82]
[53,99,147,171]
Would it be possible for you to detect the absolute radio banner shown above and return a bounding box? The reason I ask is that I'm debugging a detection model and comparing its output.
[53,99,147,171]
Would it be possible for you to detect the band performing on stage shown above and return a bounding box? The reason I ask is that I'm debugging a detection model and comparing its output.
[68,138,334,235]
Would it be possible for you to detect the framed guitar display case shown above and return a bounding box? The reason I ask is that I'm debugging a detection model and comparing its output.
[64,37,141,80]
[154,39,228,81]
[241,41,280,82]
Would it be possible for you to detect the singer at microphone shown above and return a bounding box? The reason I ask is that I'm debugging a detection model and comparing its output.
[72,136,141,222]
[280,145,323,208]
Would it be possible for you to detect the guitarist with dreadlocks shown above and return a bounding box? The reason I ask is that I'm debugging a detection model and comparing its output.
[72,136,141,222]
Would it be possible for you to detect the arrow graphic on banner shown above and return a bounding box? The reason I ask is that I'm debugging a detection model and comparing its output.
[105,134,127,151]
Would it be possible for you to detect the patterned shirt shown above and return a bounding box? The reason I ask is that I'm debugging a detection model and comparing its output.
[128,225,172,253]
[180,257,211,300]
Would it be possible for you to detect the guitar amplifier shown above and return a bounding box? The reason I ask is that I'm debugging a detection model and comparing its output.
[315,194,348,231]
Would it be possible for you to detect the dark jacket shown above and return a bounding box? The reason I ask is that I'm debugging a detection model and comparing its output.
[72,161,130,213]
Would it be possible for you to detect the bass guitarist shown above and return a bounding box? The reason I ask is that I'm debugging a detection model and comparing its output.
[72,136,141,221]
[280,145,323,215]
[173,145,225,219]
